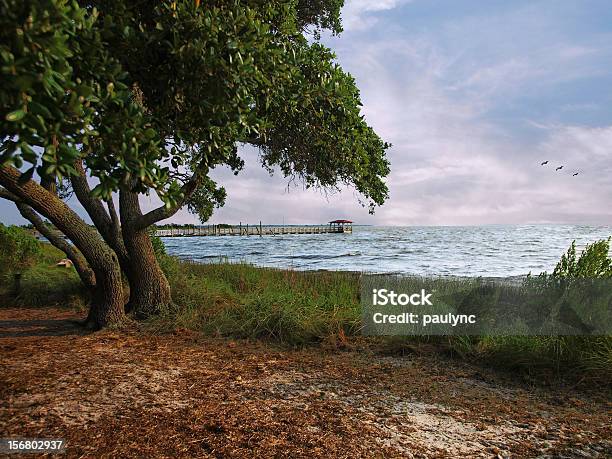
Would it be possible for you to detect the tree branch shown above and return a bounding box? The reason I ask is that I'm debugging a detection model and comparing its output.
[119,184,144,228]
[106,197,120,232]
[0,165,118,276]
[70,160,113,235]
[0,187,96,288]
[70,160,130,266]
[134,166,208,230]
[0,187,17,202]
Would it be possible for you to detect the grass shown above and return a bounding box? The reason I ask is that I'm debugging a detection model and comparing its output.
[0,243,89,311]
[155,259,361,344]
[458,335,612,378]
[1,242,610,384]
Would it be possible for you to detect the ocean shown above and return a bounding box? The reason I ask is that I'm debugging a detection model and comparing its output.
[161,225,612,277]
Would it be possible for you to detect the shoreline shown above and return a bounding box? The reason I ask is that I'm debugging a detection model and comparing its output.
[163,254,533,282]
[160,225,612,278]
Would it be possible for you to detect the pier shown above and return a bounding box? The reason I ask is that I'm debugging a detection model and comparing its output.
[155,220,353,237]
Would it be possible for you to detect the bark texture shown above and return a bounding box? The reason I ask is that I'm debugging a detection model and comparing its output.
[119,187,171,317]
[0,166,125,328]
[70,161,130,267]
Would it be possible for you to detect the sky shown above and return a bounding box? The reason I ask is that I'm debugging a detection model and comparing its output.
[2,0,612,226]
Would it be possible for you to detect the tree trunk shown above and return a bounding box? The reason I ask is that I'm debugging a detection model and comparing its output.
[123,227,172,317]
[70,164,172,316]
[84,258,125,329]
[119,187,171,317]
[69,161,131,277]
[114,165,213,316]
[0,165,125,328]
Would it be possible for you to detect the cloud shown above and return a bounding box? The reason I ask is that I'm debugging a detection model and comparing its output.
[537,125,612,173]
[319,8,612,225]
[341,0,412,31]
[157,4,612,227]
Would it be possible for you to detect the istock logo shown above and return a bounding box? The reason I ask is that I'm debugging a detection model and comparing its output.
[372,289,433,306]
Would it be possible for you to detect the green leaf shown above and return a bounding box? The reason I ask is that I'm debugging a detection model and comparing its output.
[20,143,37,163]
[28,102,53,119]
[144,128,157,139]
[5,109,26,122]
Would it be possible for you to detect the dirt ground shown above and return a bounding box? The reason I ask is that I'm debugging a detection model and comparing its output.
[0,307,610,458]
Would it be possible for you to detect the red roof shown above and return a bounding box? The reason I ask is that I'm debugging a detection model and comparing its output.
[329,219,353,224]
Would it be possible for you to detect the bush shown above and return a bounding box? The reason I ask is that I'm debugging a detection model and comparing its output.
[0,237,86,308]
[552,238,612,279]
[0,224,41,278]
[458,238,612,381]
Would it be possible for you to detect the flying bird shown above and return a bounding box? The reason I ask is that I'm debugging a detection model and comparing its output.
[573,172,579,176]
[555,166,563,171]
[541,161,549,165]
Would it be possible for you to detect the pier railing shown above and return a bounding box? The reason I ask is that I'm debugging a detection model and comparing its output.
[154,223,352,237]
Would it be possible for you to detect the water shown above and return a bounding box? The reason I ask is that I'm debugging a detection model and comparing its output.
[162,225,612,277]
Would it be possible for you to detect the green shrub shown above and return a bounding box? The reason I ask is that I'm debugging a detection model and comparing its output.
[0,224,41,278]
[552,238,612,279]
[455,238,612,382]
[0,240,86,309]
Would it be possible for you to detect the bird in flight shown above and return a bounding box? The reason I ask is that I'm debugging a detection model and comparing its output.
[573,172,579,176]
[556,166,563,171]
[541,161,549,165]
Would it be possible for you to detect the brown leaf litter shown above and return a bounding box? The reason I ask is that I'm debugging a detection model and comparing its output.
[0,307,610,458]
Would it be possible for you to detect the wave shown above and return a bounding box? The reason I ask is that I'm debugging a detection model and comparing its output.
[162,225,612,277]
[284,252,362,260]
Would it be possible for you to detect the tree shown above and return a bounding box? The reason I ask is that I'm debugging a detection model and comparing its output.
[1,0,390,327]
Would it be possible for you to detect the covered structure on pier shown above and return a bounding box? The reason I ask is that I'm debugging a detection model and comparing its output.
[328,219,353,233]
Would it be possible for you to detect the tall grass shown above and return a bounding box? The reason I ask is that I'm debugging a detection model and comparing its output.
[155,256,611,382]
[459,335,612,378]
[155,259,361,344]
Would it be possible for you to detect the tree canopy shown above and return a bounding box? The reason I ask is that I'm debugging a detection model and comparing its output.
[2,0,390,222]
